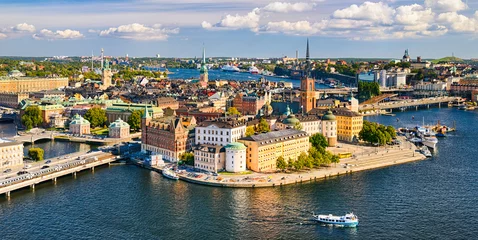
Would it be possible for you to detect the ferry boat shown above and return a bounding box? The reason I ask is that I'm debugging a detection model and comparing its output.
[162,168,179,180]
[248,66,260,74]
[221,64,240,72]
[313,213,359,227]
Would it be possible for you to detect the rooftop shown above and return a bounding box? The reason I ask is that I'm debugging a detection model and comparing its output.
[239,129,308,144]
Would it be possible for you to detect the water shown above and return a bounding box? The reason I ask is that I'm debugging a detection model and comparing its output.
[23,140,94,159]
[1,109,477,239]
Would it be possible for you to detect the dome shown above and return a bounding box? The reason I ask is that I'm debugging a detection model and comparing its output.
[70,114,90,125]
[109,118,130,128]
[322,110,336,121]
[283,105,291,116]
[225,142,246,150]
[283,114,300,125]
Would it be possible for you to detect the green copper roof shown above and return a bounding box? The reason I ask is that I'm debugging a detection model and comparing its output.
[322,110,336,121]
[70,114,90,125]
[109,118,130,128]
[283,114,300,125]
[225,142,246,150]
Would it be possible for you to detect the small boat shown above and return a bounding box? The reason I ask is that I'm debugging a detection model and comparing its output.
[420,146,432,157]
[313,213,359,227]
[435,132,446,138]
[221,64,240,72]
[162,168,179,180]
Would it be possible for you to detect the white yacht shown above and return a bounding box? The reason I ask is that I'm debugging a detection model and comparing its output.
[221,64,240,72]
[162,168,179,180]
[313,213,359,227]
[248,66,260,74]
[421,146,432,157]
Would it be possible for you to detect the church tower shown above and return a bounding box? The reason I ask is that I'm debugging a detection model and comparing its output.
[101,49,112,89]
[300,39,316,114]
[199,47,208,88]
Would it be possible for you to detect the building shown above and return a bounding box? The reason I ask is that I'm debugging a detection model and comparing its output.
[199,47,208,88]
[101,59,113,89]
[49,113,68,128]
[301,39,316,113]
[225,142,247,173]
[32,90,65,99]
[0,92,29,108]
[194,144,225,173]
[69,114,90,136]
[0,139,24,171]
[238,129,309,172]
[156,97,179,110]
[232,92,270,116]
[374,70,407,88]
[109,118,130,138]
[0,77,69,93]
[195,118,246,146]
[106,103,163,124]
[141,108,188,162]
[334,108,363,142]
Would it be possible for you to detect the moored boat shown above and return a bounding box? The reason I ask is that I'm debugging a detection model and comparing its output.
[162,168,179,180]
[313,213,359,227]
[420,146,432,157]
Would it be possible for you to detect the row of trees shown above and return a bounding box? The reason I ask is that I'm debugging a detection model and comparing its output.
[359,121,396,145]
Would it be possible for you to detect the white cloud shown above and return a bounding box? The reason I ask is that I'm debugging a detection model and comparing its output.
[33,29,84,40]
[98,23,179,40]
[263,2,316,13]
[332,1,395,25]
[12,23,36,33]
[262,20,325,35]
[202,8,261,31]
[0,33,7,39]
[395,4,434,26]
[424,0,467,13]
[437,12,477,32]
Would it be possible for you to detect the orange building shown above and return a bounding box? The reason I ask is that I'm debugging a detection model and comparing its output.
[0,77,69,93]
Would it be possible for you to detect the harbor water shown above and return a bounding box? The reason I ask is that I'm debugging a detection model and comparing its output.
[1,109,477,239]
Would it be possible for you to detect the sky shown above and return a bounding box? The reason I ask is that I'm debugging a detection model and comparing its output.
[1,0,478,59]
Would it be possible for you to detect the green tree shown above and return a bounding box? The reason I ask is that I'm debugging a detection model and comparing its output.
[276,156,287,172]
[359,121,396,145]
[180,152,194,166]
[28,148,44,161]
[128,110,144,132]
[84,107,107,128]
[245,126,255,137]
[331,154,340,167]
[227,107,241,116]
[255,118,270,133]
[22,106,43,130]
[309,133,328,150]
[287,157,295,171]
[294,121,303,130]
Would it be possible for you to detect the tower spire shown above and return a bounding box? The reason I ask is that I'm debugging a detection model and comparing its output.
[305,38,311,77]
[202,44,206,64]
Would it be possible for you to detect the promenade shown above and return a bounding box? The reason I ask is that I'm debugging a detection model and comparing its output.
[137,137,427,188]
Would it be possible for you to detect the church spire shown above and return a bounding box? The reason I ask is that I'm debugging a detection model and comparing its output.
[305,38,311,77]
[202,45,206,64]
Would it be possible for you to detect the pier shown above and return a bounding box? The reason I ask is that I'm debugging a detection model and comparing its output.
[0,152,119,197]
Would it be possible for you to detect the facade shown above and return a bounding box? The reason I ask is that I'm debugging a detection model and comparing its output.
[232,92,270,116]
[0,92,29,108]
[225,142,247,173]
[156,97,179,110]
[334,108,363,142]
[39,104,65,127]
[49,113,68,128]
[194,144,225,173]
[0,77,69,93]
[108,118,130,138]
[0,139,24,171]
[141,108,188,162]
[175,107,224,123]
[32,90,65,99]
[320,110,337,147]
[69,114,90,136]
[195,118,246,146]
[238,129,309,172]
[101,60,113,89]
[106,103,163,124]
[374,70,407,88]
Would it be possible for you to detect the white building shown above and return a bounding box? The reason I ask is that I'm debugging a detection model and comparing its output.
[374,70,407,88]
[414,82,447,91]
[194,145,225,173]
[224,142,247,173]
[0,139,24,171]
[108,118,130,138]
[195,118,246,146]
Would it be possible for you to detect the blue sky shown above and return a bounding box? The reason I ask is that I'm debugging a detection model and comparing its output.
[1,0,478,59]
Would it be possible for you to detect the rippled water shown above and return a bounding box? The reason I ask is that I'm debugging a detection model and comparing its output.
[1,108,477,239]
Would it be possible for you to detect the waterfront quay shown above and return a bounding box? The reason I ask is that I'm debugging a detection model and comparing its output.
[133,137,426,188]
[0,151,119,197]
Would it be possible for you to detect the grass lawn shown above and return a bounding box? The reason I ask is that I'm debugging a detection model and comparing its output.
[91,128,109,135]
[219,171,253,176]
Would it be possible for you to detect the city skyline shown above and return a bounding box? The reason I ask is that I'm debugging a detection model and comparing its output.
[1,0,478,58]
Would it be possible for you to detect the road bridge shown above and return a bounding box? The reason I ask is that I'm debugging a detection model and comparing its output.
[359,97,463,112]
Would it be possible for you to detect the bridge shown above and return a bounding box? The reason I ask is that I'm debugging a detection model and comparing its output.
[312,87,414,96]
[359,97,463,112]
[0,152,119,198]
[10,131,59,143]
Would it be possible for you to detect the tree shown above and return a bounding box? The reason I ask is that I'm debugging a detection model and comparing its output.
[128,110,143,132]
[255,118,270,133]
[84,107,107,128]
[180,152,194,166]
[276,156,287,172]
[309,133,328,150]
[359,121,396,146]
[331,154,340,167]
[287,158,295,171]
[245,126,255,137]
[294,121,303,130]
[28,148,44,161]
[22,106,43,130]
[227,107,241,116]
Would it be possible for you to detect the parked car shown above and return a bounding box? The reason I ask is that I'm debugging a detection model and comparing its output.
[17,171,29,176]
[45,160,52,164]
[3,169,12,173]
[41,165,50,169]
[24,164,32,169]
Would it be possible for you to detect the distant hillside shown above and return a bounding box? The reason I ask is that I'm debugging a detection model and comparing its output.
[432,56,464,64]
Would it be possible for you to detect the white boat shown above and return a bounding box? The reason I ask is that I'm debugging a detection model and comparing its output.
[248,66,260,74]
[422,137,437,149]
[313,213,359,227]
[329,83,336,88]
[221,64,240,72]
[409,137,422,143]
[420,146,432,157]
[162,168,179,180]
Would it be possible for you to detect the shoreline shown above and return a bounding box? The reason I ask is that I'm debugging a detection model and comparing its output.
[132,138,427,188]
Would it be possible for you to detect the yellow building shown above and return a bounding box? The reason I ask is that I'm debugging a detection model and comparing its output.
[0,139,24,172]
[238,129,309,172]
[334,108,363,142]
[0,77,69,93]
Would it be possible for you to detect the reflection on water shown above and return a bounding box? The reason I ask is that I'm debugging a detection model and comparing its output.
[23,140,94,159]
